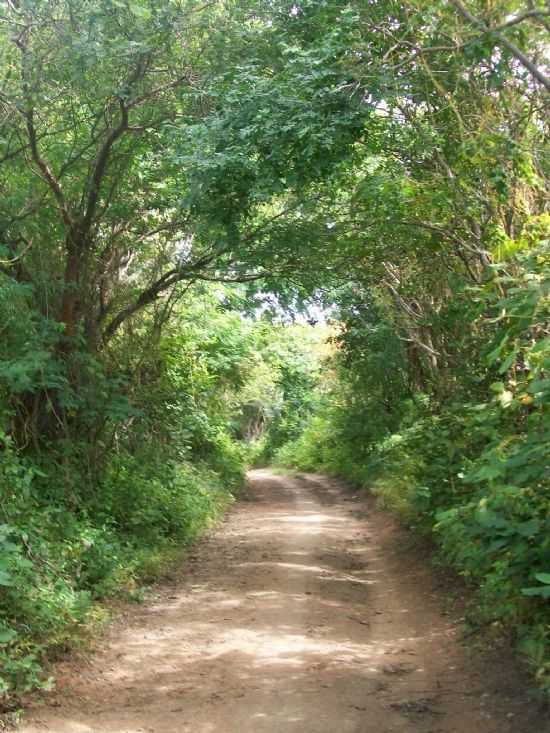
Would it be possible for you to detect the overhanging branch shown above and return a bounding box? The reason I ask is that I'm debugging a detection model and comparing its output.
[449,0,550,92]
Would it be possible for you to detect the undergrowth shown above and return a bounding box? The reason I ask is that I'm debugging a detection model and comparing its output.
[0,435,237,704]
[275,245,550,695]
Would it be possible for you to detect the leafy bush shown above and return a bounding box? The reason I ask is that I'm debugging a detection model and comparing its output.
[278,244,550,692]
[0,444,235,698]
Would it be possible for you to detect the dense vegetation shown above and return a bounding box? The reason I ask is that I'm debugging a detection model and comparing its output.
[266,0,550,691]
[1,0,549,704]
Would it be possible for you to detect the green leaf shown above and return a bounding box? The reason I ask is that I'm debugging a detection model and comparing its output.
[521,586,550,599]
[129,2,151,20]
[0,568,13,586]
[527,379,550,394]
[0,629,16,644]
[516,519,540,537]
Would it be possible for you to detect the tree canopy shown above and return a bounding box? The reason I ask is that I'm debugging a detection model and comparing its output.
[1,0,549,704]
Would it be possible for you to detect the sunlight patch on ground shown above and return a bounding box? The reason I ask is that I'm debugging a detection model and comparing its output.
[209,627,393,669]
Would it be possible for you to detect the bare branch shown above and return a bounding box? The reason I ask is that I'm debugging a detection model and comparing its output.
[400,335,441,358]
[80,54,153,234]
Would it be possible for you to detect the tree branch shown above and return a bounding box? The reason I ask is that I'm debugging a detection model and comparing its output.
[24,108,74,229]
[127,71,194,109]
[102,268,181,342]
[0,237,33,266]
[81,98,129,233]
[101,250,273,342]
[449,0,550,92]
[491,9,550,32]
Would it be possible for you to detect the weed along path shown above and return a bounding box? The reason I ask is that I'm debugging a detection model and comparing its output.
[20,470,548,733]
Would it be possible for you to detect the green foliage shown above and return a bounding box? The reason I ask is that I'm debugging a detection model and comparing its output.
[1,0,549,706]
[0,430,235,698]
[0,276,325,699]
[0,288,253,698]
[250,323,329,463]
[279,241,550,691]
[271,0,550,692]
[102,453,231,547]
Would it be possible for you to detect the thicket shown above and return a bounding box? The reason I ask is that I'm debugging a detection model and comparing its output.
[0,276,323,698]
[278,245,550,690]
[0,0,353,700]
[1,0,549,705]
[272,0,550,689]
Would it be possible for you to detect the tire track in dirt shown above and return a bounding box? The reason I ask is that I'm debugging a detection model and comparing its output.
[19,470,549,733]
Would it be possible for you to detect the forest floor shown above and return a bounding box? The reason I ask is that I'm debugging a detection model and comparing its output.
[17,470,550,733]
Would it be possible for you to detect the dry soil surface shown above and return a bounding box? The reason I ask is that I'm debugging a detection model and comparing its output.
[19,470,549,733]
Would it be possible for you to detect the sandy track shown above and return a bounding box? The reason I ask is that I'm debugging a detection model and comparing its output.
[20,470,549,733]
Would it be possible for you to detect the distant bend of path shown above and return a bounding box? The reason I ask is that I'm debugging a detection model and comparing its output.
[19,470,549,733]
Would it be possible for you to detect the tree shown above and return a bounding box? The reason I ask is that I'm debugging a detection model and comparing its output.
[0,0,367,443]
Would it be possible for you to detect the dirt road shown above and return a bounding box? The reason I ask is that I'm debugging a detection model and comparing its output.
[20,470,548,733]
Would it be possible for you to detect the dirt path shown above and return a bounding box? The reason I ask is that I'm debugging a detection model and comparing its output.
[20,470,548,733]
